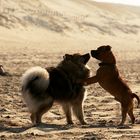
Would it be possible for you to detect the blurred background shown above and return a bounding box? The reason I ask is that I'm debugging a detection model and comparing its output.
[0,0,140,51]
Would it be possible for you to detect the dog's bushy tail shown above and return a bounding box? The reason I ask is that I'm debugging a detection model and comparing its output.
[132,93,140,108]
[21,66,50,94]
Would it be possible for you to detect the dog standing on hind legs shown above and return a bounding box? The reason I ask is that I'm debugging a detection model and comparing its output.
[85,45,140,126]
[21,53,90,125]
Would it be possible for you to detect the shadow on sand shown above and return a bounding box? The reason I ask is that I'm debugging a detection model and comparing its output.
[0,123,74,133]
[0,122,133,134]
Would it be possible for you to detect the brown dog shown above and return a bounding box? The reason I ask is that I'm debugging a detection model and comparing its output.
[85,45,140,126]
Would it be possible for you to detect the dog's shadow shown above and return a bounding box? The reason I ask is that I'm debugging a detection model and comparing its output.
[0,125,31,133]
[36,123,74,132]
[0,123,74,134]
[0,122,133,134]
[79,123,133,129]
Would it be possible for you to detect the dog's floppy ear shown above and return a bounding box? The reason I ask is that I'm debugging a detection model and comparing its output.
[105,45,112,51]
[63,54,72,60]
[81,53,90,64]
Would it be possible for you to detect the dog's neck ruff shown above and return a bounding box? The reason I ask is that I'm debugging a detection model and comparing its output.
[99,62,116,67]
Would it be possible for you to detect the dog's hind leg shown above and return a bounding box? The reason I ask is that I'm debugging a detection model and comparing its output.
[30,113,36,125]
[31,96,54,125]
[119,105,128,126]
[128,104,135,124]
[62,103,73,124]
[128,109,135,124]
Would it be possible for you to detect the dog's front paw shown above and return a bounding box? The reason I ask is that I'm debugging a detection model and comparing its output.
[67,120,74,125]
[81,121,88,125]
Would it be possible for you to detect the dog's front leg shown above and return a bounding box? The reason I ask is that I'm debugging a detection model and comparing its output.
[84,75,98,86]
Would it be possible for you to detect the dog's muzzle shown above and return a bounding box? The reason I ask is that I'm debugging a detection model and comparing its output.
[91,50,99,59]
[82,53,90,64]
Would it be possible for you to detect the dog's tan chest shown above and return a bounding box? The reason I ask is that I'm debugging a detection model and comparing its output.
[97,66,118,81]
[97,66,121,92]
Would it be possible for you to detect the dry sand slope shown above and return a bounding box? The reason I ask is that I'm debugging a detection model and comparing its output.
[0,0,140,139]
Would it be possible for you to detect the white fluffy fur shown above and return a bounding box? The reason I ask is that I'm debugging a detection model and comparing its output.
[85,64,92,77]
[21,66,49,91]
[21,66,50,112]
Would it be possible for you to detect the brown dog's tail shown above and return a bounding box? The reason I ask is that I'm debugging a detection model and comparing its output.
[132,93,140,108]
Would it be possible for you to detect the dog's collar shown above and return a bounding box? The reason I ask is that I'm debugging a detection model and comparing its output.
[99,62,116,67]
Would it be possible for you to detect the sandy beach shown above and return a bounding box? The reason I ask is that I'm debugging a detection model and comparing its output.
[0,0,140,139]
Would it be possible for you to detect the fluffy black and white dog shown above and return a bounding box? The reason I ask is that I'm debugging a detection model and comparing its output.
[21,53,90,125]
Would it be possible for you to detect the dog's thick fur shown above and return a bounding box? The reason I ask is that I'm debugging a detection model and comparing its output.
[85,45,140,126]
[21,53,90,125]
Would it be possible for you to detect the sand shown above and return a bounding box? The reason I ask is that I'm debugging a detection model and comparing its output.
[0,0,140,139]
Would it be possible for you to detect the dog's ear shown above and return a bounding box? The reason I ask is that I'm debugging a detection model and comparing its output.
[81,53,90,64]
[63,54,72,60]
[105,45,112,51]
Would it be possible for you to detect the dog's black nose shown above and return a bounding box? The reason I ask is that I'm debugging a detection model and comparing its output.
[82,53,90,64]
[91,50,96,57]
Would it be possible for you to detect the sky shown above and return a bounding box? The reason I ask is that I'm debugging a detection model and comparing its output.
[94,0,140,6]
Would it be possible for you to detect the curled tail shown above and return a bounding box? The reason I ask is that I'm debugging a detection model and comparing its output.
[21,66,50,94]
[132,93,140,108]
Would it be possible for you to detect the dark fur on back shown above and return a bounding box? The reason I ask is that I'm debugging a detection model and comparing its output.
[27,53,90,101]
[46,67,84,100]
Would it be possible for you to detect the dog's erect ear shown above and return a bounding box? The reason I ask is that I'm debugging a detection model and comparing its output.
[105,45,112,51]
[63,54,72,60]
[81,53,90,64]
